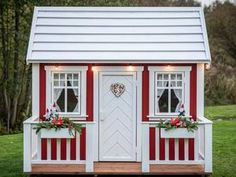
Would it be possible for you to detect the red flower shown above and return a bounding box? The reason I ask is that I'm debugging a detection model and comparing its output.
[170,117,180,126]
[56,117,64,125]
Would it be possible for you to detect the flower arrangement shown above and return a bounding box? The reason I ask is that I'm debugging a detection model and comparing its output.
[34,103,82,136]
[157,104,198,132]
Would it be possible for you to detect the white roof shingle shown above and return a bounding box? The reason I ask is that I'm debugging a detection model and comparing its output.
[26,7,211,63]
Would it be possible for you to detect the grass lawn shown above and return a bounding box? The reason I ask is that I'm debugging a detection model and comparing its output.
[0,105,235,177]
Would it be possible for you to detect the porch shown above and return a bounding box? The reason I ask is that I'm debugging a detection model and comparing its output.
[23,116,212,175]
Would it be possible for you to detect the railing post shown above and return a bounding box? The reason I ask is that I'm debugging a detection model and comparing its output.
[142,123,150,172]
[86,124,94,172]
[204,123,212,173]
[23,123,32,172]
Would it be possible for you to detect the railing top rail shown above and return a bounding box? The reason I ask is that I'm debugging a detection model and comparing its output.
[23,115,39,124]
[197,116,213,124]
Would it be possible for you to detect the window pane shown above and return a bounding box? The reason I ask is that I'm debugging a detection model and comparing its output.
[67,74,72,80]
[54,73,59,79]
[177,74,182,80]
[54,81,59,86]
[73,81,78,86]
[60,73,65,80]
[60,81,65,86]
[67,80,73,87]
[157,81,162,87]
[171,89,182,112]
[171,74,176,80]
[157,74,162,80]
[73,74,78,80]
[164,74,168,80]
[177,81,182,87]
[157,88,168,113]
[67,89,78,112]
[170,81,176,87]
[54,88,65,112]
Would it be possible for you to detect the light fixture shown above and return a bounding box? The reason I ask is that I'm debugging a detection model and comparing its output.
[166,65,171,70]
[91,64,96,71]
[55,65,59,70]
[205,63,211,70]
[128,64,133,71]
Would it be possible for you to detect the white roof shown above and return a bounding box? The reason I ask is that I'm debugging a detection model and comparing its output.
[27,7,211,63]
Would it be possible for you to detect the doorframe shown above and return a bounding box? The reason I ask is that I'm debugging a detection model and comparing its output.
[93,66,143,162]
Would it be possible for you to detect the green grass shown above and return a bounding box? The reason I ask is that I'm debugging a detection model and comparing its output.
[0,105,235,177]
[0,133,26,177]
[205,104,236,120]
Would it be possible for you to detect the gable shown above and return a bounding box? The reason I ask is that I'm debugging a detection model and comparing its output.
[26,7,211,63]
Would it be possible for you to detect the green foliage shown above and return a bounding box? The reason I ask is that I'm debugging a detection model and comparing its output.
[205,104,236,120]
[205,2,236,105]
[34,117,82,136]
[157,116,198,132]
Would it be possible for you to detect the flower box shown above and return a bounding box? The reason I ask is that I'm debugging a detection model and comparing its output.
[160,128,195,138]
[40,128,75,139]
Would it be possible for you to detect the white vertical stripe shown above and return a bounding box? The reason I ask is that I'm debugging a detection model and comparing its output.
[57,139,61,160]
[194,130,199,161]
[175,139,179,160]
[76,133,80,161]
[32,64,39,117]
[197,63,204,117]
[47,139,51,160]
[66,139,70,160]
[142,124,150,172]
[184,139,189,160]
[37,133,41,160]
[155,128,160,161]
[165,139,169,160]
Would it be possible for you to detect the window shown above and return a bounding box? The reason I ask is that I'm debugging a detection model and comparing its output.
[156,73,183,114]
[149,66,191,118]
[45,66,88,118]
[52,73,80,113]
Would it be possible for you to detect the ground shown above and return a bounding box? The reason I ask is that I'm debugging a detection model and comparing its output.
[0,105,235,177]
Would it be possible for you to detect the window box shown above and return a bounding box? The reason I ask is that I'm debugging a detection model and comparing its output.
[160,128,195,138]
[40,128,75,139]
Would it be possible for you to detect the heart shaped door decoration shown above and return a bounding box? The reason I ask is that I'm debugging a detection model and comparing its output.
[110,83,126,97]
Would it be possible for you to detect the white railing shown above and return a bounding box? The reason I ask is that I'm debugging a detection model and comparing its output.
[23,116,95,172]
[141,117,212,173]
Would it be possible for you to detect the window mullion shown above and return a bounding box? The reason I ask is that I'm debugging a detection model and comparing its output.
[65,73,67,113]
[168,74,171,113]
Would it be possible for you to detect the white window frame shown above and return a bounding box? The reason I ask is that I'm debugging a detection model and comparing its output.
[45,66,88,119]
[148,66,191,119]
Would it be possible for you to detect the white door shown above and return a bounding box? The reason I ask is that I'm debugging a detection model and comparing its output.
[99,72,137,161]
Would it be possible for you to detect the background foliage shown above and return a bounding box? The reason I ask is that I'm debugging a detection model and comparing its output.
[0,0,235,134]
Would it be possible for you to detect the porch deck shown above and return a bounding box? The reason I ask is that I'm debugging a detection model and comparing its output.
[24,116,212,175]
[31,162,205,175]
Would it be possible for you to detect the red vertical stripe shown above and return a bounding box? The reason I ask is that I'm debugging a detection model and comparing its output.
[179,139,185,160]
[70,137,76,160]
[87,64,93,121]
[51,138,57,160]
[39,64,46,121]
[169,138,175,160]
[160,129,165,160]
[149,127,156,160]
[142,65,149,121]
[80,128,86,160]
[61,139,66,160]
[189,64,197,160]
[41,139,47,160]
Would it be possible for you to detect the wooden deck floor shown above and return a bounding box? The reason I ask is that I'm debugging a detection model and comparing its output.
[31,162,205,175]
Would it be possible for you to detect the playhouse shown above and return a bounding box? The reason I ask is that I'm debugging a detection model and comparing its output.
[24,7,212,175]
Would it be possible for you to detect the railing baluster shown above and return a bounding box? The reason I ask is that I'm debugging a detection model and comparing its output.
[184,139,189,160]
[205,123,212,173]
[194,129,199,161]
[37,132,41,160]
[57,139,61,160]
[76,132,80,161]
[155,128,159,161]
[142,123,149,172]
[24,123,32,172]
[175,139,179,161]
[47,139,51,160]
[66,139,70,160]
[165,139,169,160]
